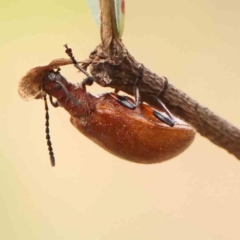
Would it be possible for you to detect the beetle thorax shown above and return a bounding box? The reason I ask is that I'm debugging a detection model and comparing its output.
[57,83,95,118]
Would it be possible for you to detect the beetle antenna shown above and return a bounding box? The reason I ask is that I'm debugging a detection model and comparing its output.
[44,95,55,167]
[64,44,93,86]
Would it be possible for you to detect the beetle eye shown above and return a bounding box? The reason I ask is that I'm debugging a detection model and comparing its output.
[48,72,56,81]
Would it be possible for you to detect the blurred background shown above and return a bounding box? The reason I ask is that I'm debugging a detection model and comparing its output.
[1,0,240,239]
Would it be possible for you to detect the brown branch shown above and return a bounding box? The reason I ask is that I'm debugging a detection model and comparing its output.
[82,0,240,160]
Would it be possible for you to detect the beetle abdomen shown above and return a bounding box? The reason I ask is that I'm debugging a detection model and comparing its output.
[70,94,195,164]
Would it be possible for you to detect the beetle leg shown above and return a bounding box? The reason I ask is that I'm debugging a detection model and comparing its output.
[153,77,175,127]
[64,44,94,86]
[116,95,137,109]
[49,96,59,108]
[153,110,175,127]
[108,93,135,109]
[82,77,94,87]
[116,64,143,109]
[132,64,143,108]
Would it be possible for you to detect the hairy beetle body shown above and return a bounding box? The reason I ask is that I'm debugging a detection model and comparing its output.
[43,71,195,164]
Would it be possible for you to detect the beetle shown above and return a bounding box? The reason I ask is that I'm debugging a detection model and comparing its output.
[41,46,195,166]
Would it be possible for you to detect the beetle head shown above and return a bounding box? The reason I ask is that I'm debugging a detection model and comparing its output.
[42,70,69,99]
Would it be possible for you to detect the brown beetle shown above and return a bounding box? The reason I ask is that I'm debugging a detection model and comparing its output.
[41,47,195,165]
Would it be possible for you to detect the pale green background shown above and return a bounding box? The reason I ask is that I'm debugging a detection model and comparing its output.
[1,0,240,239]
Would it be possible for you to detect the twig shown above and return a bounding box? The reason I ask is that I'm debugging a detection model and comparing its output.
[84,0,240,160]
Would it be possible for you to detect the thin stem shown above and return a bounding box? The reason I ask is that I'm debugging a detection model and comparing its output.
[100,0,120,50]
